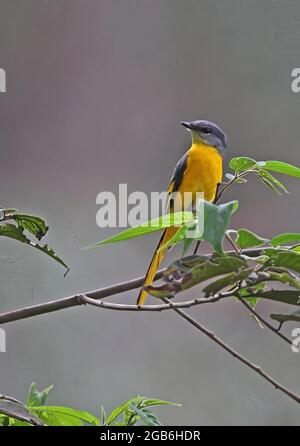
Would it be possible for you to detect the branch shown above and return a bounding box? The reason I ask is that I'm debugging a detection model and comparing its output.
[214,170,254,203]
[79,288,235,311]
[161,297,300,405]
[0,395,44,426]
[0,248,263,325]
[0,246,298,406]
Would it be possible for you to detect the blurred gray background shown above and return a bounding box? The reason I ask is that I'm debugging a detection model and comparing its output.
[0,0,300,425]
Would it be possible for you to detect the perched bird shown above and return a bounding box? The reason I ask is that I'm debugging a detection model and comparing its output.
[137,120,228,305]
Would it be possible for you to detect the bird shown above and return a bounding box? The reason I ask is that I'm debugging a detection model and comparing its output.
[137,120,228,305]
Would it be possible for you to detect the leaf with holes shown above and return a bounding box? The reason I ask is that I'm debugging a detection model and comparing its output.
[146,254,247,297]
[14,214,48,240]
[0,223,68,271]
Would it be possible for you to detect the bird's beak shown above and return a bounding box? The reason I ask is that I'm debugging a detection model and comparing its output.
[180,121,194,130]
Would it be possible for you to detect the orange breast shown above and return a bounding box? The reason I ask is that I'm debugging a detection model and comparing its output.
[178,143,223,205]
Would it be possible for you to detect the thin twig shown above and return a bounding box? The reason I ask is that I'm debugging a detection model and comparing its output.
[214,170,255,203]
[0,395,23,405]
[161,297,300,405]
[225,232,240,255]
[79,288,235,312]
[193,240,201,255]
[236,295,292,346]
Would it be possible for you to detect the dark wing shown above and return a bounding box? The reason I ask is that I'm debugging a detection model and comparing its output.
[166,153,188,211]
[169,153,188,193]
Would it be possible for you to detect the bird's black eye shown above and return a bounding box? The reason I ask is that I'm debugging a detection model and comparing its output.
[202,127,210,134]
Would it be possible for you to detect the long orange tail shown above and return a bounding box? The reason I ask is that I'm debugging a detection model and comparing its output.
[137,226,178,305]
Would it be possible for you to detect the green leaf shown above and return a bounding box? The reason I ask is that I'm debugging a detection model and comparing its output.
[87,212,194,248]
[105,396,177,426]
[262,160,300,179]
[159,199,238,255]
[0,223,31,243]
[256,174,281,195]
[157,221,194,253]
[271,233,300,247]
[255,169,289,195]
[254,290,300,306]
[138,398,180,409]
[239,282,266,308]
[270,309,300,324]
[27,383,53,407]
[100,406,107,426]
[0,210,49,240]
[8,420,32,426]
[88,199,237,255]
[106,398,139,426]
[146,254,247,297]
[0,208,18,216]
[201,200,239,254]
[236,228,268,250]
[229,158,300,186]
[229,157,257,173]
[30,406,99,426]
[245,297,260,309]
[182,237,194,256]
[130,405,161,426]
[257,170,289,194]
[158,219,202,253]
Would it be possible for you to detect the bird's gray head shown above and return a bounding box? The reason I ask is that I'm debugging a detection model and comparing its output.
[180,120,228,156]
